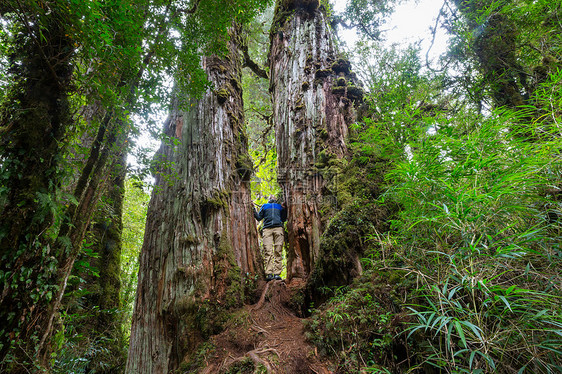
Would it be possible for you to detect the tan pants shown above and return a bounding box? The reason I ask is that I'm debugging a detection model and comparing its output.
[262,226,284,275]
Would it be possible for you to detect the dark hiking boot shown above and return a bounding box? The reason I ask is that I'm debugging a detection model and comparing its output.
[273,274,282,281]
[266,274,274,281]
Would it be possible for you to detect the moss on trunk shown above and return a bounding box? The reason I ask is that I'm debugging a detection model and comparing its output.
[269,0,362,282]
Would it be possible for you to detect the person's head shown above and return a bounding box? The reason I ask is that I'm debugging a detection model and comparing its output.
[268,195,276,203]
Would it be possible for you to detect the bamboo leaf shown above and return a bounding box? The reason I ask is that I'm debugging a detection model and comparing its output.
[454,320,467,348]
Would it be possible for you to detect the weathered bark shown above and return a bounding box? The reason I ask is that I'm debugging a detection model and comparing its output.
[126,29,261,373]
[269,0,362,281]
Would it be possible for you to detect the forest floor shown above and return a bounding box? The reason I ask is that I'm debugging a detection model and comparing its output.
[200,279,334,374]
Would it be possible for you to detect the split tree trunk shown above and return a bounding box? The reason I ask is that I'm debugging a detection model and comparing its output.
[126,29,261,373]
[269,0,362,281]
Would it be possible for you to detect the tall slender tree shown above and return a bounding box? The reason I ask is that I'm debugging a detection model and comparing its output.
[64,149,128,373]
[0,2,76,368]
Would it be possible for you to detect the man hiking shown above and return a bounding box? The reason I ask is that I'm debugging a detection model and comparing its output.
[254,195,287,281]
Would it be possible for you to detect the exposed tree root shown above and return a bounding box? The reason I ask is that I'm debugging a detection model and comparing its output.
[252,280,272,310]
[220,348,281,373]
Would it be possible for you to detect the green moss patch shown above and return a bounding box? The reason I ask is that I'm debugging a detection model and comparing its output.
[179,342,217,373]
[307,202,393,295]
[346,85,364,101]
[304,271,416,373]
[235,152,254,181]
[331,86,346,95]
[216,87,230,105]
[314,68,331,79]
[331,59,351,75]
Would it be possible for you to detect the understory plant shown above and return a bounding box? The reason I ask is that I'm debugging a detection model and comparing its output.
[384,102,562,373]
[304,270,415,373]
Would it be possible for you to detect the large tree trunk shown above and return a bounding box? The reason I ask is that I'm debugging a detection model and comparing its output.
[269,0,362,281]
[126,29,261,374]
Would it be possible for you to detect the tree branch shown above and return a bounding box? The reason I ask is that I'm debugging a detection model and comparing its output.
[425,0,448,72]
[240,43,268,79]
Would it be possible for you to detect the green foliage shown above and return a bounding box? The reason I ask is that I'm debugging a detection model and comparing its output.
[223,357,257,374]
[338,0,397,42]
[350,42,448,168]
[384,106,562,372]
[305,271,414,373]
[310,12,562,371]
[121,178,150,337]
[347,48,562,370]
[47,178,148,372]
[1,0,560,372]
[52,310,125,374]
[0,1,78,365]
[241,5,279,205]
[443,0,562,111]
[250,148,280,205]
[179,342,217,373]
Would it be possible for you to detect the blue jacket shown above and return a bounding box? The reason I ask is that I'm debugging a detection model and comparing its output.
[254,202,287,228]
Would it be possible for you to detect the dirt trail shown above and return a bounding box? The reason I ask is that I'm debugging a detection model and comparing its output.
[200,280,333,373]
